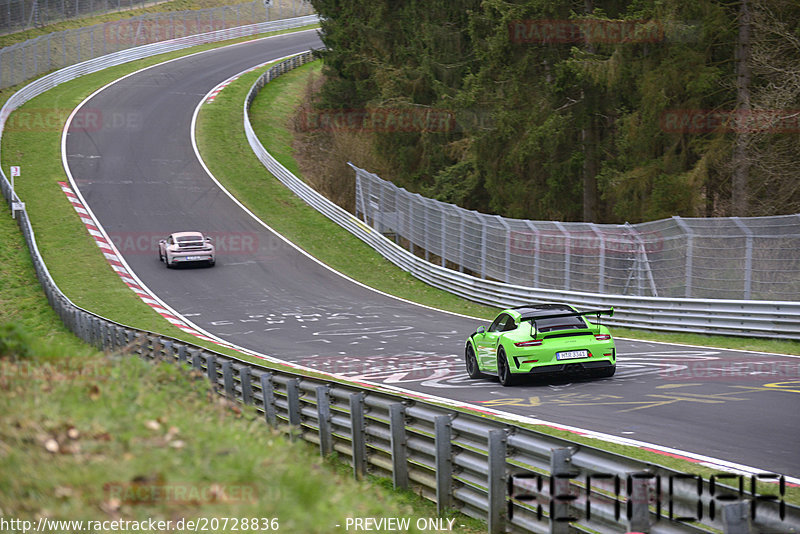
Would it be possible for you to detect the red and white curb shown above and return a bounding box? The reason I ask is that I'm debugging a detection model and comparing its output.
[58,181,239,350]
[205,61,272,103]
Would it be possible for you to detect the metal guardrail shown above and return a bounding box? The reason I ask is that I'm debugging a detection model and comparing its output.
[0,21,797,534]
[243,57,799,340]
[246,54,800,533]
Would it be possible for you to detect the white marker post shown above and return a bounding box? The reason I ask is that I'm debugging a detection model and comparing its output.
[264,0,272,20]
[10,165,24,219]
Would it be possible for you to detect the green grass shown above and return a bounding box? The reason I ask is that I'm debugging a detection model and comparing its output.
[1,27,321,371]
[0,221,484,532]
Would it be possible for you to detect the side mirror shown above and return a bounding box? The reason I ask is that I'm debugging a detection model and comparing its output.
[476,326,486,334]
[205,236,213,242]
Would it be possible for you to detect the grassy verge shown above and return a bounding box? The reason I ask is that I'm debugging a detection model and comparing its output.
[0,215,483,532]
[1,27,321,370]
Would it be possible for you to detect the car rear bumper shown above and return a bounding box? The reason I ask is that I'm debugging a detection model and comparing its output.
[169,252,214,263]
[517,359,614,375]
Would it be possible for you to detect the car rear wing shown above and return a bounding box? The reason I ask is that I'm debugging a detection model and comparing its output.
[523,308,614,337]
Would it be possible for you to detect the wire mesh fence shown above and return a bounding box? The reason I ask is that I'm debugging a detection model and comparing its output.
[354,165,800,302]
[0,0,314,89]
[0,0,310,33]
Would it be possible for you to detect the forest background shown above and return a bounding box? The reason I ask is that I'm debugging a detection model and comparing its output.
[301,0,800,224]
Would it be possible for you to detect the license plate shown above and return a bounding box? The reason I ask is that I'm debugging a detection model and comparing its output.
[556,350,589,360]
[186,256,205,261]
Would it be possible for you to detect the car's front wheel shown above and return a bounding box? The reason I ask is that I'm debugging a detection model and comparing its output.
[497,346,518,387]
[465,343,485,379]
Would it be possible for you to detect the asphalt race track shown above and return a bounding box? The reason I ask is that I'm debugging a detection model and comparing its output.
[63,30,800,477]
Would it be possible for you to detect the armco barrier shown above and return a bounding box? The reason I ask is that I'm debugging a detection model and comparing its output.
[0,22,798,534]
[248,54,800,533]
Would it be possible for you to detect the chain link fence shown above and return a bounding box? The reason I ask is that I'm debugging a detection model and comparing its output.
[354,166,800,302]
[0,0,313,89]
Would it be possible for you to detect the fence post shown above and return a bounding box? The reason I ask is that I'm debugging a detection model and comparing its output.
[206,354,217,389]
[721,501,751,534]
[434,415,453,515]
[287,378,301,440]
[349,392,366,479]
[259,372,277,426]
[550,448,577,534]
[488,429,507,534]
[673,216,694,298]
[316,385,331,456]
[240,367,253,405]
[222,359,234,398]
[590,223,606,294]
[389,403,408,489]
[733,217,753,299]
[627,473,653,533]
[190,348,202,372]
[554,221,571,291]
[177,343,188,364]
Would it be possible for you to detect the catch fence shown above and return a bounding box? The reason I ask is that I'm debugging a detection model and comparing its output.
[354,167,800,303]
[0,0,314,88]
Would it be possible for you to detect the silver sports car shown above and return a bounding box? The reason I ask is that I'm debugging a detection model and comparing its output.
[158,231,216,268]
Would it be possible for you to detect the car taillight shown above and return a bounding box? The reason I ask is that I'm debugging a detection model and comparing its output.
[514,339,543,347]
[594,334,611,341]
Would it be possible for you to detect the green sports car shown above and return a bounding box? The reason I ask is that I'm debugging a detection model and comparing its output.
[465,304,616,386]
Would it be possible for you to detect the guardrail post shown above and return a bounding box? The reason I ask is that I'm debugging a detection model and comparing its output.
[177,343,188,365]
[627,473,653,533]
[162,340,174,362]
[240,367,253,405]
[287,378,301,440]
[349,392,366,480]
[434,415,453,515]
[190,348,202,372]
[316,385,331,456]
[488,429,507,534]
[721,501,751,534]
[145,335,157,359]
[550,448,577,534]
[389,403,408,489]
[206,354,217,389]
[259,372,277,427]
[222,360,234,399]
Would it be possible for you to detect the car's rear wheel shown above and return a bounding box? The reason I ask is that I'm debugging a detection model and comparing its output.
[465,343,485,379]
[497,346,517,387]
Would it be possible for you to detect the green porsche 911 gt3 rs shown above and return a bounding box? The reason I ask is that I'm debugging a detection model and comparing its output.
[465,304,616,386]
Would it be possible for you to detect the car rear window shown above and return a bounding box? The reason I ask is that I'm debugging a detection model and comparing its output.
[176,235,203,243]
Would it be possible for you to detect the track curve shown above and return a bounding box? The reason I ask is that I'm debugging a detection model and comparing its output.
[63,30,800,477]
